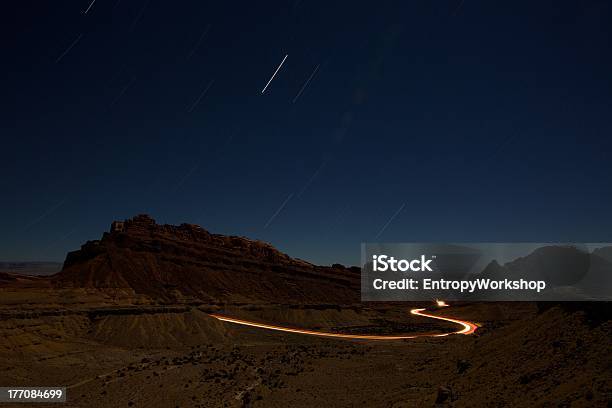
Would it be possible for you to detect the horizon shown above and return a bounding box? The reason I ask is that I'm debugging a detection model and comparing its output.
[4,212,612,269]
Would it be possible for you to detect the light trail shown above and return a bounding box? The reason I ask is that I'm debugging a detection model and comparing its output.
[292,63,320,103]
[261,54,288,94]
[411,308,477,335]
[435,299,449,307]
[83,0,97,14]
[210,304,477,341]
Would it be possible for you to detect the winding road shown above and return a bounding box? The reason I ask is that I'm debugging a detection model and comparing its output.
[66,304,476,390]
[210,303,477,341]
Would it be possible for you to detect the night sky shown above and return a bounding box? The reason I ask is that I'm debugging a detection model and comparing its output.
[2,1,612,266]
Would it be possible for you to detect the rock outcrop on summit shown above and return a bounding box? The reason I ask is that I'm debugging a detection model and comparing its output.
[52,215,360,304]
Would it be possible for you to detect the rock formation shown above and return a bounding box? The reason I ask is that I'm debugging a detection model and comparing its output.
[53,215,360,304]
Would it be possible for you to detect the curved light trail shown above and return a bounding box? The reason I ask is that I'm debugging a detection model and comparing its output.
[209,303,477,341]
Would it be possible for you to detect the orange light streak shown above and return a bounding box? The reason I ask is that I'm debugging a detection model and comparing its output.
[210,304,477,341]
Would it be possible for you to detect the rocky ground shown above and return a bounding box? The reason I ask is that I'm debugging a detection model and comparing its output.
[0,298,609,407]
[1,217,609,407]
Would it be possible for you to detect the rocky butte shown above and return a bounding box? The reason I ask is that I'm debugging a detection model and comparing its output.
[52,215,361,304]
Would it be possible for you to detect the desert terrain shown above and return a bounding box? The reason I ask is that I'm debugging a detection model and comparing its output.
[0,215,610,407]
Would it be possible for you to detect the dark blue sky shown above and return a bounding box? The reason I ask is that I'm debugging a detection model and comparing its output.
[2,1,611,265]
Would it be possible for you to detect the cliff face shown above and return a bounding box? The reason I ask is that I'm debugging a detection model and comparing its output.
[53,215,360,304]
